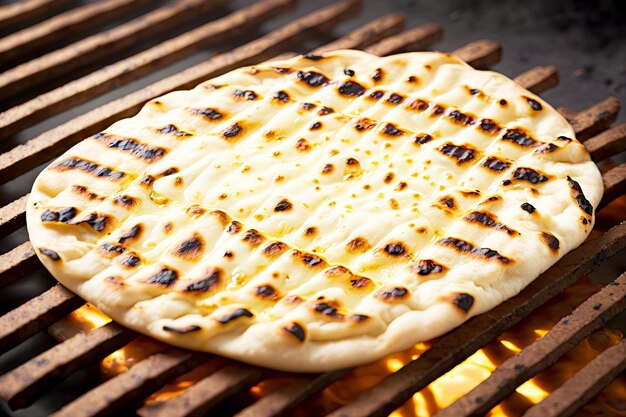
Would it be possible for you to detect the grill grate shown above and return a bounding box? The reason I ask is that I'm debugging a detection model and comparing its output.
[0,1,625,416]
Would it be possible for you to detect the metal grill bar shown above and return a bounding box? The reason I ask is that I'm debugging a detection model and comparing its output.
[513,66,559,94]
[0,195,28,237]
[600,163,626,209]
[522,338,626,417]
[0,0,76,32]
[51,350,208,417]
[0,0,297,141]
[0,242,38,289]
[585,123,626,162]
[567,96,621,140]
[0,0,225,104]
[0,322,136,409]
[137,364,264,417]
[436,271,626,417]
[0,285,81,354]
[0,0,151,68]
[449,39,501,69]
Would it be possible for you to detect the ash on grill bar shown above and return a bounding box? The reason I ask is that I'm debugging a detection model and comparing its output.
[0,1,624,417]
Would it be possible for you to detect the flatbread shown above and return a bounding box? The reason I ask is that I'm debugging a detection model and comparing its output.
[27,50,603,372]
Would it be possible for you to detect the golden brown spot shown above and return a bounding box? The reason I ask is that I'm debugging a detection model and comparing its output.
[304,226,317,237]
[354,118,377,131]
[174,176,183,187]
[383,172,395,184]
[173,233,204,260]
[226,221,242,234]
[346,237,371,253]
[218,193,228,200]
[296,138,311,152]
[163,222,173,233]
[208,209,230,226]
[540,232,560,252]
[322,163,334,174]
[411,259,446,276]
[389,199,399,210]
[408,98,429,112]
[242,229,264,247]
[460,190,481,198]
[262,241,287,258]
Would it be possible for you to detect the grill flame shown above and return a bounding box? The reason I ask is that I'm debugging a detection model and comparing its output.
[49,279,625,416]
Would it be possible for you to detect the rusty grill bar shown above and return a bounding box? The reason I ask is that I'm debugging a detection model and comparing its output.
[0,1,624,416]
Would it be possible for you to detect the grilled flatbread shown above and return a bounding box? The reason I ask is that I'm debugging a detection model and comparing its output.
[27,50,603,372]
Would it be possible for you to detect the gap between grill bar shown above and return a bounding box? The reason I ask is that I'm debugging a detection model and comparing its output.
[0,322,136,409]
[522,338,626,417]
[0,0,77,33]
[0,0,362,185]
[435,270,626,417]
[0,0,152,68]
[0,0,298,141]
[0,0,226,104]
[326,221,626,417]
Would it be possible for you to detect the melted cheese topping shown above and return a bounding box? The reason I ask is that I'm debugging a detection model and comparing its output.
[27,50,603,371]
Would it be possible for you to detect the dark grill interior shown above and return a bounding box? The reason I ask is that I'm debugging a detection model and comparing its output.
[0,1,625,416]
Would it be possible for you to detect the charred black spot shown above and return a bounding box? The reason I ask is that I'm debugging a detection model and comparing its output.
[94,134,166,161]
[273,91,290,102]
[387,93,404,104]
[513,167,549,184]
[113,195,135,207]
[41,207,77,223]
[469,88,480,95]
[302,254,323,267]
[226,221,242,234]
[121,254,140,267]
[56,158,125,180]
[535,143,558,154]
[369,90,384,99]
[384,172,395,183]
[355,118,376,131]
[481,156,510,172]
[304,226,317,236]
[310,121,322,130]
[557,136,572,142]
[465,211,516,235]
[255,285,277,298]
[140,175,155,187]
[344,68,355,76]
[408,99,429,111]
[283,322,305,341]
[118,224,142,244]
[163,325,201,334]
[303,53,323,60]
[242,229,263,246]
[521,202,536,213]
[101,243,124,254]
[350,277,371,288]
[454,293,474,313]
[338,81,366,97]
[384,242,407,256]
[217,308,254,324]
[346,157,359,166]
[175,234,204,259]
[378,287,408,299]
[222,123,242,139]
[274,199,293,212]
[160,167,179,177]
[567,176,594,215]
[372,68,383,82]
[448,110,475,126]
[414,133,433,145]
[158,124,191,137]
[499,99,508,106]
[314,302,342,318]
[440,237,511,264]
[78,213,109,232]
[232,89,258,100]
[318,106,334,116]
[348,314,369,322]
[185,269,220,292]
[502,128,541,147]
[413,259,445,276]
[541,232,560,252]
[407,75,418,83]
[440,143,476,164]
[39,248,60,261]
[273,67,292,74]
[301,102,316,111]
[439,197,456,209]
[502,179,512,186]
[263,241,286,257]
[190,108,223,120]
[383,123,404,136]
[478,119,501,134]
[322,163,334,174]
[433,105,445,115]
[525,96,543,111]
[147,268,178,287]
[297,71,329,87]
